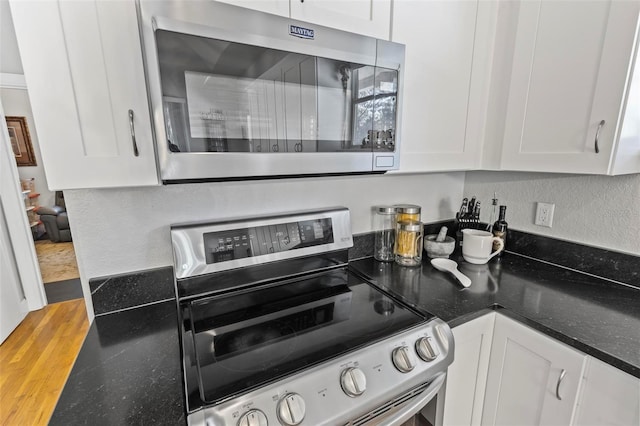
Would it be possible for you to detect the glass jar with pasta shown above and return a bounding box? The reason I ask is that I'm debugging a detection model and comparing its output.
[394,220,424,267]
[394,204,421,223]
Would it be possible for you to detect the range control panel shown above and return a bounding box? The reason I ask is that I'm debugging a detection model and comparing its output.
[204,218,333,264]
[171,208,353,278]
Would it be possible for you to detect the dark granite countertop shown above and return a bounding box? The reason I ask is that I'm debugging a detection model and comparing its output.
[350,253,640,378]
[51,251,639,424]
[49,300,186,426]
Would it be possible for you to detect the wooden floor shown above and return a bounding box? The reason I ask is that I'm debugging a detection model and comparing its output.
[0,299,89,425]
[34,240,80,284]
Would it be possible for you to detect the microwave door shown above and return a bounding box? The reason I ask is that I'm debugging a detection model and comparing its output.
[138,1,403,181]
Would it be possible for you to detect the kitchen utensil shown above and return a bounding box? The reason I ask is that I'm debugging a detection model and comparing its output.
[458,198,468,219]
[488,192,498,232]
[424,235,456,258]
[473,201,481,219]
[461,229,504,264]
[430,258,471,288]
[467,197,476,219]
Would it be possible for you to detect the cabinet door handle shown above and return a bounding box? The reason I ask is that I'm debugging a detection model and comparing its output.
[594,119,605,154]
[555,368,567,400]
[129,109,140,157]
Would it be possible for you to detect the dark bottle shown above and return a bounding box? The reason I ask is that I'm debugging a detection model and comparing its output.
[492,205,508,256]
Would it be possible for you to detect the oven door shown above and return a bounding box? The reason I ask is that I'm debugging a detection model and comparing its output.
[138,0,404,181]
[350,372,446,426]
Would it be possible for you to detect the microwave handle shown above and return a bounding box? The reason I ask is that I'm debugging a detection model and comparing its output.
[375,372,446,426]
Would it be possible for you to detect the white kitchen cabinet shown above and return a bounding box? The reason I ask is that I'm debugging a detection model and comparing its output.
[573,356,640,426]
[442,313,496,426]
[215,0,289,17]
[9,0,159,189]
[216,0,391,39]
[481,315,586,426]
[391,0,497,173]
[290,0,391,39]
[498,0,640,175]
[444,313,639,426]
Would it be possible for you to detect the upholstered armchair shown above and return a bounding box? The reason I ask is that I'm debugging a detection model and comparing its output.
[37,192,72,242]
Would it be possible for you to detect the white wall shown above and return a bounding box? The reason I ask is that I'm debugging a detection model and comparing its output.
[0,0,23,75]
[1,88,55,207]
[464,171,640,255]
[64,172,465,280]
[1,0,54,204]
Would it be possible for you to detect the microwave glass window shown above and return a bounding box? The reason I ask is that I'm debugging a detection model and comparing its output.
[352,66,398,152]
[155,30,397,154]
[373,67,398,152]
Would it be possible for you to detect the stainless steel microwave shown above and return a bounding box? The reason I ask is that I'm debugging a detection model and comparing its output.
[137,0,405,182]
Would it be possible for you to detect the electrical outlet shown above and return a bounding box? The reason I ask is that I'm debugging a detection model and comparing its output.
[535,202,555,227]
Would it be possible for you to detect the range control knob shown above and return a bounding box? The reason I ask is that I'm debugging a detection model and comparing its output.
[416,336,439,362]
[277,393,306,426]
[392,346,416,373]
[340,367,367,397]
[237,409,268,426]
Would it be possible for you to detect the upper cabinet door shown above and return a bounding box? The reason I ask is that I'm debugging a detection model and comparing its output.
[214,0,289,17]
[391,0,497,173]
[290,0,391,39]
[500,0,640,175]
[10,0,159,189]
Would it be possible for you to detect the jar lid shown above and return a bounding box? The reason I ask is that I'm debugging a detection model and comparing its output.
[376,206,396,214]
[397,220,423,231]
[394,204,421,214]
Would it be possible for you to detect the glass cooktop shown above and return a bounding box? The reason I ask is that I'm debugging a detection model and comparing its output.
[180,268,427,406]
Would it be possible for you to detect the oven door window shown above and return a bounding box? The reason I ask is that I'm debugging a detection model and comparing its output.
[185,269,423,403]
[156,30,397,155]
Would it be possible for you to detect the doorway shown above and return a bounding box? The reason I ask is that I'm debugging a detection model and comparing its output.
[0,6,90,422]
[1,94,89,425]
[34,227,82,303]
[30,189,82,304]
[2,83,82,306]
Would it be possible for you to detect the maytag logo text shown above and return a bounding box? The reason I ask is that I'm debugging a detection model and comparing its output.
[289,25,315,39]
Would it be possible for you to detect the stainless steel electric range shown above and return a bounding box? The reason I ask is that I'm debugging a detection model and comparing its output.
[171,207,454,426]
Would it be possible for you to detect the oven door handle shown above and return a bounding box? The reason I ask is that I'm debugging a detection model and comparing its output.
[375,372,446,426]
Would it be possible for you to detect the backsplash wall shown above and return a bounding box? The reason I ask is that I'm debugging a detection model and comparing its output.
[464,171,640,255]
[65,172,464,317]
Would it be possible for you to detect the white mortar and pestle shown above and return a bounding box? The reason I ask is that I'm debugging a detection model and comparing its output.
[427,226,471,288]
[424,226,456,259]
